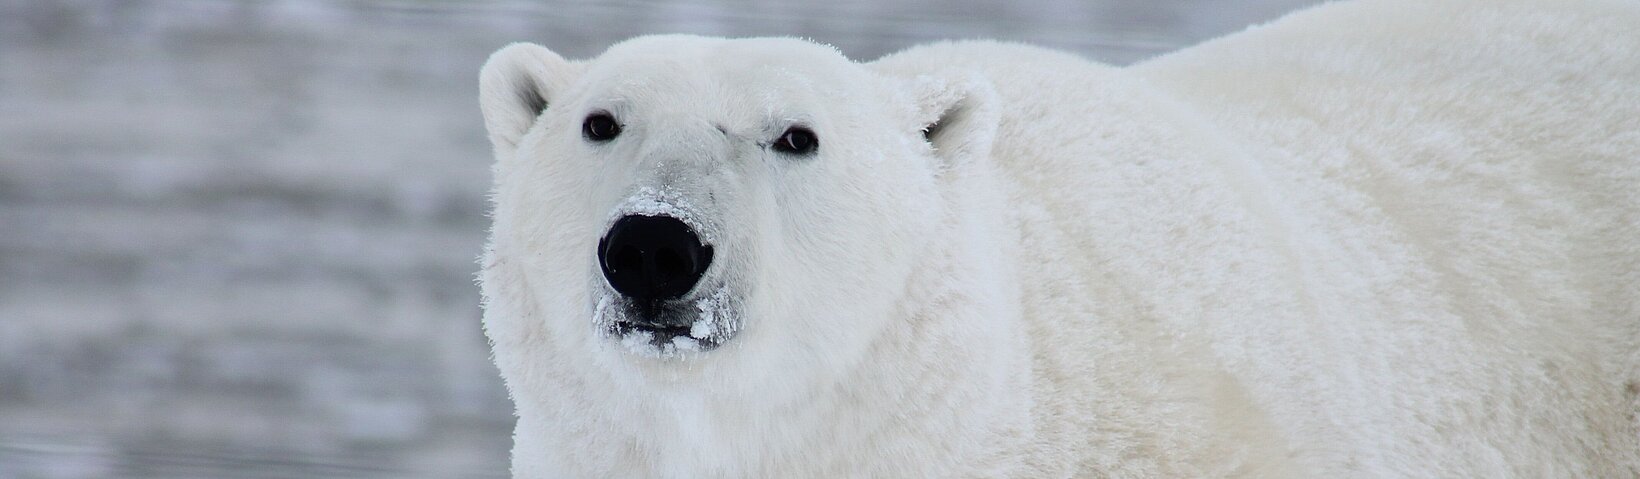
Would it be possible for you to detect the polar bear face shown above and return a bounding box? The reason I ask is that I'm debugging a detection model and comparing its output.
[479,36,996,406]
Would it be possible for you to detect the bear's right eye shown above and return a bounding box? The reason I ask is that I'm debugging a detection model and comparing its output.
[773,126,818,155]
[583,112,622,142]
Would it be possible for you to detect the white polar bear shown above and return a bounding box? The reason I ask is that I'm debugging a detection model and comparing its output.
[476,0,1640,477]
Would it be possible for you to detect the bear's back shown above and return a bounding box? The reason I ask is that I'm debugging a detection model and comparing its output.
[880,0,1640,475]
[1139,1,1640,474]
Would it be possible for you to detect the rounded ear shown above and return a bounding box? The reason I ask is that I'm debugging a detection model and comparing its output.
[479,43,581,156]
[890,72,999,172]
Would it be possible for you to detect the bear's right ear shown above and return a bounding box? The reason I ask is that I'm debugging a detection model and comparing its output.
[901,72,999,172]
[479,43,581,156]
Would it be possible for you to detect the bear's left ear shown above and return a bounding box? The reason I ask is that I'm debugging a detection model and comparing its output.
[900,72,1000,171]
[479,43,582,157]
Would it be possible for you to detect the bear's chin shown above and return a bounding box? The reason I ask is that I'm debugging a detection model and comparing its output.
[594,285,738,359]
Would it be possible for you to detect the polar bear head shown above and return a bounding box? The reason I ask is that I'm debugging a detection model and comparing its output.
[478,36,1003,429]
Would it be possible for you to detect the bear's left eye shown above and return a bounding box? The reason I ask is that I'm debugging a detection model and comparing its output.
[583,112,622,142]
[773,126,818,155]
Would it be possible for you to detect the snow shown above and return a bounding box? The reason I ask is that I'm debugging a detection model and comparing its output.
[690,287,731,340]
[605,285,735,359]
[619,330,659,357]
[616,330,701,359]
[610,187,715,243]
[671,337,703,353]
[592,294,615,328]
[689,319,717,340]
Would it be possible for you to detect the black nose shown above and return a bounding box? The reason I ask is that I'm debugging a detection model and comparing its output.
[598,215,714,301]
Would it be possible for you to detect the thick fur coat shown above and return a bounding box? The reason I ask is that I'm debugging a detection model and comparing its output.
[477,0,1640,476]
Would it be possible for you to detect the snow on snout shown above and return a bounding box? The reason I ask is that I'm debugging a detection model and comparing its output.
[609,187,714,243]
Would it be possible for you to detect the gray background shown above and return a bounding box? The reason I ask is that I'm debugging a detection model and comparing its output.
[0,1,1320,477]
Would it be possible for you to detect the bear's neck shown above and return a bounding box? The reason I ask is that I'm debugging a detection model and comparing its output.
[771,241,1036,476]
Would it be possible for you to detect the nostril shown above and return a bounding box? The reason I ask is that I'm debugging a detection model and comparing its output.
[653,249,686,283]
[612,245,643,274]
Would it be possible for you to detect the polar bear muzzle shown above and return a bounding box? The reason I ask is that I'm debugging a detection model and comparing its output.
[595,213,728,352]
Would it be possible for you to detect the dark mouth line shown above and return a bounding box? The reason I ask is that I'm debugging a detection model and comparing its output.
[599,287,732,353]
[613,320,691,338]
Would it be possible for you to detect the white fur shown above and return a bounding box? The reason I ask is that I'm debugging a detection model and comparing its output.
[477,1,1640,476]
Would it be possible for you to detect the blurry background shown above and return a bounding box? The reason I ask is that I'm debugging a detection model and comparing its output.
[0,1,1320,477]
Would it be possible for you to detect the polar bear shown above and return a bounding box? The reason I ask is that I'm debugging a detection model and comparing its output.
[476,0,1640,477]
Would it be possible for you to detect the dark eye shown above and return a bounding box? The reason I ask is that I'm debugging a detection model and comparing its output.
[583,112,621,142]
[773,126,818,155]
